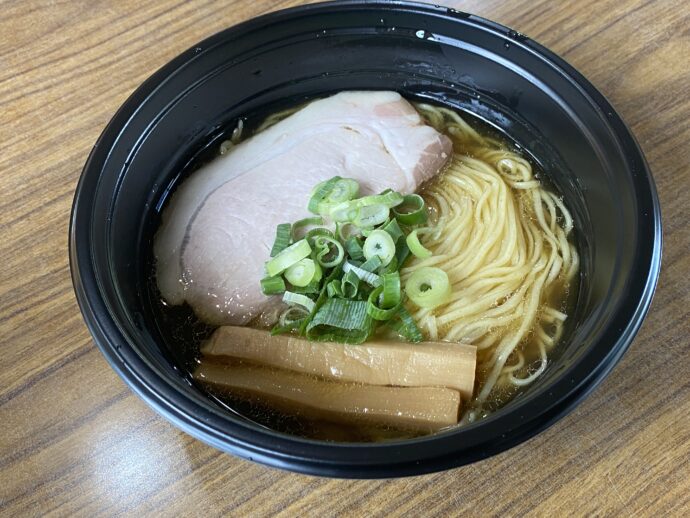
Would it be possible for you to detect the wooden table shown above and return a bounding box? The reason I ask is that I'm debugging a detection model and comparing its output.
[1,0,688,515]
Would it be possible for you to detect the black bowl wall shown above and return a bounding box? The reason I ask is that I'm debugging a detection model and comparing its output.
[70,1,661,477]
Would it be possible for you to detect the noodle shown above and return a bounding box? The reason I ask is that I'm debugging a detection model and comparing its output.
[403,104,579,419]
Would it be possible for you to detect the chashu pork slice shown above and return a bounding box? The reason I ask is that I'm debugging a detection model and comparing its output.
[154,91,452,325]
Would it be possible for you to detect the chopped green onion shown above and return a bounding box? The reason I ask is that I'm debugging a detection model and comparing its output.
[360,255,382,273]
[260,275,286,295]
[305,227,334,247]
[329,191,404,222]
[344,236,365,261]
[298,263,343,336]
[260,177,434,345]
[393,194,428,226]
[326,279,343,298]
[336,222,360,242]
[395,240,411,269]
[284,258,321,287]
[381,271,401,308]
[357,191,405,209]
[343,261,382,287]
[379,256,399,275]
[405,267,451,309]
[306,299,373,344]
[289,280,321,294]
[282,291,316,313]
[363,229,396,266]
[406,229,433,259]
[308,176,359,214]
[291,216,324,240]
[271,305,308,335]
[313,236,345,268]
[367,286,403,320]
[353,204,389,228]
[341,270,360,299]
[279,306,309,327]
[270,223,292,257]
[382,218,404,243]
[387,307,423,342]
[265,239,312,277]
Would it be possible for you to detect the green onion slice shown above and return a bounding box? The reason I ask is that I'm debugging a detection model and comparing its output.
[363,229,396,266]
[360,255,382,273]
[405,267,451,309]
[279,306,309,327]
[379,256,399,275]
[353,204,389,228]
[395,240,411,269]
[326,279,343,298]
[393,194,428,226]
[382,218,404,243]
[306,299,374,344]
[288,280,321,294]
[342,261,382,287]
[336,222,360,242]
[305,227,334,247]
[282,291,316,313]
[291,216,324,240]
[344,236,365,261]
[387,307,424,342]
[284,258,321,287]
[269,223,292,257]
[406,229,433,259]
[381,271,402,308]
[367,285,403,321]
[329,191,404,222]
[313,236,345,268]
[260,275,286,295]
[265,239,312,277]
[340,270,360,299]
[308,177,359,214]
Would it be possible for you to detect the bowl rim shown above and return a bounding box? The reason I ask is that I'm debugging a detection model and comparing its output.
[69,0,662,478]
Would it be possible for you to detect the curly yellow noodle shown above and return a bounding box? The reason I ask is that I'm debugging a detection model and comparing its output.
[404,104,579,419]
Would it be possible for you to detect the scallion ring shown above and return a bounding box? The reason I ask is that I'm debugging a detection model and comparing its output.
[284,258,321,287]
[393,194,428,226]
[342,261,381,287]
[363,229,396,266]
[260,275,286,295]
[353,204,389,228]
[265,239,312,277]
[405,267,451,309]
[269,223,292,257]
[380,271,401,308]
[314,236,345,268]
[367,285,402,321]
[282,291,316,313]
[406,229,433,259]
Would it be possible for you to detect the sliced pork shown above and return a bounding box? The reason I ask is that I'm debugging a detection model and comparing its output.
[154,91,452,325]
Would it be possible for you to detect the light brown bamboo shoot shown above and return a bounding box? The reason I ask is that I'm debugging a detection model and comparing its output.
[201,326,476,400]
[193,361,461,431]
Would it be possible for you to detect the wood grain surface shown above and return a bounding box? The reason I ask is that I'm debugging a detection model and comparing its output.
[1,0,688,516]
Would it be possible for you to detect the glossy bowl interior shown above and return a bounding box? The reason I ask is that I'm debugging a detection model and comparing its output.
[70,1,661,477]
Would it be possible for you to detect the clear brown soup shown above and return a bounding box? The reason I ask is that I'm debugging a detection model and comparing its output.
[149,99,579,442]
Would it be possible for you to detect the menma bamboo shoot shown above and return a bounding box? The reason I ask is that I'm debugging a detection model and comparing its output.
[201,326,477,400]
[193,361,461,431]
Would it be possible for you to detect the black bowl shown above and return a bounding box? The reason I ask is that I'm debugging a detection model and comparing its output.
[70,1,661,477]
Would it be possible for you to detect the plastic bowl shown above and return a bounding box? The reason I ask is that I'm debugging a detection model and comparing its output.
[70,1,661,477]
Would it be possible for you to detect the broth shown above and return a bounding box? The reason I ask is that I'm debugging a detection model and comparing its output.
[149,96,579,441]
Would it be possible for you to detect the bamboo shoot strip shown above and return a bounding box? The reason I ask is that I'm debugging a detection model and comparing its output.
[201,326,477,400]
[193,362,461,431]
